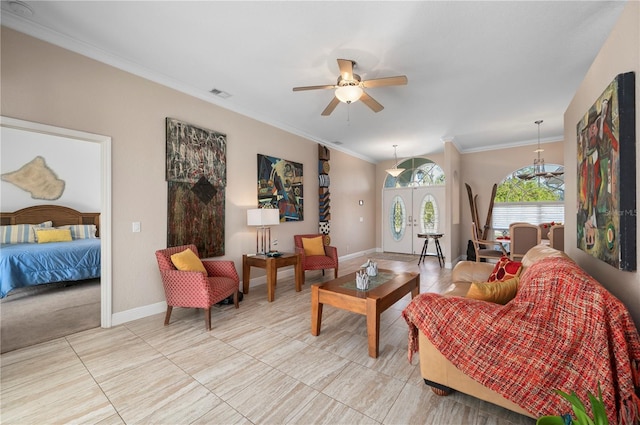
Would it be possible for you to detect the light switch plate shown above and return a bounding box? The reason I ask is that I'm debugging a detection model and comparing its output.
[132,221,141,233]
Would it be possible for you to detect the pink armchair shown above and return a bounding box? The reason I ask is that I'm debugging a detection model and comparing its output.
[155,244,239,330]
[293,234,338,284]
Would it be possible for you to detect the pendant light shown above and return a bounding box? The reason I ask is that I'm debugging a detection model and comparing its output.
[517,120,564,180]
[385,145,404,177]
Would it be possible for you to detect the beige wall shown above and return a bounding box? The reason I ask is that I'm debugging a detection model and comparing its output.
[444,141,462,263]
[564,0,640,326]
[1,27,377,317]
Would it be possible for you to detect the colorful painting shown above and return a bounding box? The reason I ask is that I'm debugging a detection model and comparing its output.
[166,118,226,257]
[576,72,636,271]
[257,154,303,221]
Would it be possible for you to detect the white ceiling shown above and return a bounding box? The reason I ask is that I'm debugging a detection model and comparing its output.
[0,1,626,163]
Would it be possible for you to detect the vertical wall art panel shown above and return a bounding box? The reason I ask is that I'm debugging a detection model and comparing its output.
[166,118,226,185]
[257,154,303,222]
[167,181,225,256]
[166,118,226,257]
[576,72,636,271]
[318,145,331,245]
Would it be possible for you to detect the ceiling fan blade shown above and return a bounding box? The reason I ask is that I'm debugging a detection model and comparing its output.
[293,84,336,91]
[362,75,408,88]
[360,92,384,113]
[321,97,341,116]
[337,59,354,80]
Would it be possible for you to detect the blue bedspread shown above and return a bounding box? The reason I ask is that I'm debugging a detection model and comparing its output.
[0,239,101,298]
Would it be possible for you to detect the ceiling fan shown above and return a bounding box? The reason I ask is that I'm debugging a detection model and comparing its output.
[293,59,408,116]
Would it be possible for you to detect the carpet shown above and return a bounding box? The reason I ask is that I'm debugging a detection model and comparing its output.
[0,279,100,353]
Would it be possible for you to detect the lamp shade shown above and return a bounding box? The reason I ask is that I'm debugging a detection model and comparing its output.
[385,167,404,177]
[247,208,280,226]
[335,85,363,103]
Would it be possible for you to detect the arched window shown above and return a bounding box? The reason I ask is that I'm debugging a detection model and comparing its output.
[492,164,565,236]
[384,158,445,188]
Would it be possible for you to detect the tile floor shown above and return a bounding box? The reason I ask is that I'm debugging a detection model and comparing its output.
[0,254,536,424]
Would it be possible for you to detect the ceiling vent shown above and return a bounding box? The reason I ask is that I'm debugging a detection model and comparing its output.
[209,88,231,99]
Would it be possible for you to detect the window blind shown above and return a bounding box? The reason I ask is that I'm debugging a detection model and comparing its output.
[492,202,564,232]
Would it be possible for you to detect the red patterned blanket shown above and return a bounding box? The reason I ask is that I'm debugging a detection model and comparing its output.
[403,256,640,424]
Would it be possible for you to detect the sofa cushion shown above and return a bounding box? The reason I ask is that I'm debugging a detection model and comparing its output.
[521,245,571,269]
[488,256,522,282]
[466,276,519,304]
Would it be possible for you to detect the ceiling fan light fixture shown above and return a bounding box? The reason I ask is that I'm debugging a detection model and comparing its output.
[335,85,363,104]
[385,144,405,177]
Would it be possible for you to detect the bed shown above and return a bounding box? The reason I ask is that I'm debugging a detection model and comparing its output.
[0,205,101,298]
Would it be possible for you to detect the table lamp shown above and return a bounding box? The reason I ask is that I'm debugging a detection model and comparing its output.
[247,208,280,254]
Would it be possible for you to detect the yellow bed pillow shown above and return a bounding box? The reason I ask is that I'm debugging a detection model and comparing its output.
[302,236,325,256]
[466,276,520,305]
[170,248,207,275]
[35,228,73,243]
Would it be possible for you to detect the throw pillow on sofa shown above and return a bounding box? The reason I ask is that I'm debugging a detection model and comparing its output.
[466,276,520,304]
[488,256,522,282]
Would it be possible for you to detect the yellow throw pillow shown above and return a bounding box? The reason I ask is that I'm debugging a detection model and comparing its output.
[302,236,325,256]
[466,276,520,305]
[170,248,207,275]
[36,228,73,243]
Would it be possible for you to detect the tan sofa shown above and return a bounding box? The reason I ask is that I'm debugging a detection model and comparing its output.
[418,245,570,418]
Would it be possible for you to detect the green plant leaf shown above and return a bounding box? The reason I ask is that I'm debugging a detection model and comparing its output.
[555,390,594,425]
[589,384,608,425]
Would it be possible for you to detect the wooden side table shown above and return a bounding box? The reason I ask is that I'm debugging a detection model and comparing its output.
[242,253,303,302]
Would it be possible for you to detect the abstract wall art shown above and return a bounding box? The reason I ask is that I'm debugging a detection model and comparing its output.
[166,118,226,256]
[318,145,331,244]
[576,72,636,271]
[257,154,303,222]
[1,156,65,200]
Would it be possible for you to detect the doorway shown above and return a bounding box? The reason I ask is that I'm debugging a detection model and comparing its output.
[383,186,445,254]
[0,116,112,327]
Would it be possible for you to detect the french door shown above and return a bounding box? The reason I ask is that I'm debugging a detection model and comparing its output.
[383,186,445,254]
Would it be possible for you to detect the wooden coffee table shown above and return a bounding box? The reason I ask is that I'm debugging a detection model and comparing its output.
[310,269,420,358]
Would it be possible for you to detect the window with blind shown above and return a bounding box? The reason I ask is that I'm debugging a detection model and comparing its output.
[492,202,565,233]
[492,165,565,236]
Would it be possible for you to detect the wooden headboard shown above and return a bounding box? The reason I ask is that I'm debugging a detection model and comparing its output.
[0,205,100,235]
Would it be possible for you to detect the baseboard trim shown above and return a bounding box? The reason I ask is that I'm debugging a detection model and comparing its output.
[110,248,378,327]
[111,300,166,326]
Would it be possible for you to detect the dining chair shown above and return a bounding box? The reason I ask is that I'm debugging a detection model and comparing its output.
[470,222,507,262]
[509,223,541,261]
[538,223,553,240]
[155,244,239,330]
[549,224,564,251]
